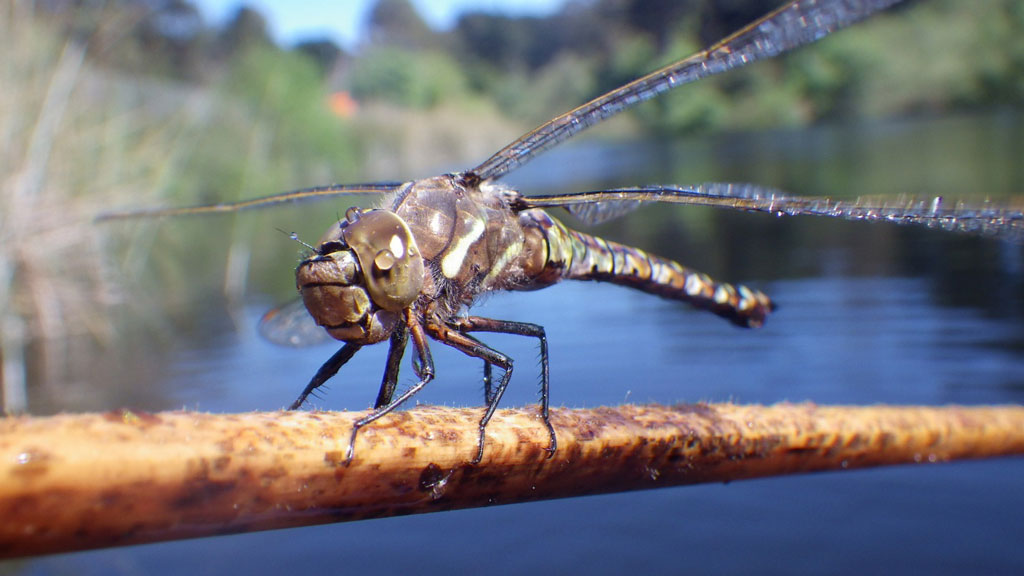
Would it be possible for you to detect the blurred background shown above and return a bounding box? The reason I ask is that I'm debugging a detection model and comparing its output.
[1,0,1023,573]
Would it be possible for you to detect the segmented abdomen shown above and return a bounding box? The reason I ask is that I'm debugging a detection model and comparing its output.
[520,209,775,328]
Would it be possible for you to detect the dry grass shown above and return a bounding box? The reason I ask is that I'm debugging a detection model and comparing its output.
[0,6,208,410]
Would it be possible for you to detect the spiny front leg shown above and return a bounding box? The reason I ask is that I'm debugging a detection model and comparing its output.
[289,322,406,412]
[431,316,555,464]
[483,361,494,405]
[425,325,514,464]
[374,320,409,409]
[459,332,497,405]
[346,310,434,464]
[455,316,555,459]
[288,343,362,410]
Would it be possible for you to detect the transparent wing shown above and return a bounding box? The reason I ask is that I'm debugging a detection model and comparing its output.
[469,0,902,183]
[96,182,403,221]
[567,200,643,226]
[258,299,333,348]
[518,183,1024,242]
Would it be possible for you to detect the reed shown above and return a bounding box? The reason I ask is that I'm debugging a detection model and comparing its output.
[0,10,186,410]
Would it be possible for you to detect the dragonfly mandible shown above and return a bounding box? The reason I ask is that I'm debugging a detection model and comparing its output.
[101,0,1024,465]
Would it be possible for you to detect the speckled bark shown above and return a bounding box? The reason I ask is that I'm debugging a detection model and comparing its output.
[1,403,1022,558]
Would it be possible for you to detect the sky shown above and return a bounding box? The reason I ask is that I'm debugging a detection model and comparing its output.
[193,0,568,49]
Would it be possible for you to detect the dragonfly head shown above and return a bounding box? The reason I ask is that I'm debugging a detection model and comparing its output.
[297,208,424,344]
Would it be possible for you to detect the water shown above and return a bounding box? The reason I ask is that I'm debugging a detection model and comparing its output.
[18,113,1024,574]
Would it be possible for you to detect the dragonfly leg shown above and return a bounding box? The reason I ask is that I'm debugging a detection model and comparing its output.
[374,320,409,409]
[430,317,554,463]
[346,310,434,464]
[455,317,556,460]
[426,327,513,464]
[483,362,494,405]
[288,343,362,410]
[460,332,496,404]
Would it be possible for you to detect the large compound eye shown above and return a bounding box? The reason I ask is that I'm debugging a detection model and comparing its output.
[342,210,424,312]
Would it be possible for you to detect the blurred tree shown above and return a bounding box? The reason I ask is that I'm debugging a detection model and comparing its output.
[34,0,212,80]
[454,14,553,71]
[454,4,617,74]
[349,46,467,109]
[626,0,697,52]
[977,0,1024,106]
[216,6,272,59]
[135,0,209,80]
[456,14,521,70]
[366,0,437,50]
[697,0,767,47]
[295,39,346,78]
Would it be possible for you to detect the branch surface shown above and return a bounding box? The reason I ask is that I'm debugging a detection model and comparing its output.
[1,403,1022,558]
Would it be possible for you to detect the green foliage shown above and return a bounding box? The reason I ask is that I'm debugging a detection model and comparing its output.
[599,34,658,97]
[52,0,1024,146]
[484,52,597,125]
[619,35,729,134]
[778,0,1024,119]
[162,44,360,206]
[531,53,599,121]
[605,0,1024,136]
[349,47,468,109]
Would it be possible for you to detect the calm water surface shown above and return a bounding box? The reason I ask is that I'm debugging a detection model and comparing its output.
[21,114,1024,575]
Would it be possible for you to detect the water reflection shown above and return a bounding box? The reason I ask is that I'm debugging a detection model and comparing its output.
[28,112,1024,413]
[18,112,1024,574]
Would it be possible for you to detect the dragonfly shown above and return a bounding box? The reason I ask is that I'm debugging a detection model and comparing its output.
[101,0,1023,465]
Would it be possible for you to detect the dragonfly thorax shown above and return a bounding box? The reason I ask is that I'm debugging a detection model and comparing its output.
[296,208,424,344]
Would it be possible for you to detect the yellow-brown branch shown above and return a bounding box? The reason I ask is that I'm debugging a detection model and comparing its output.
[1,403,1022,558]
